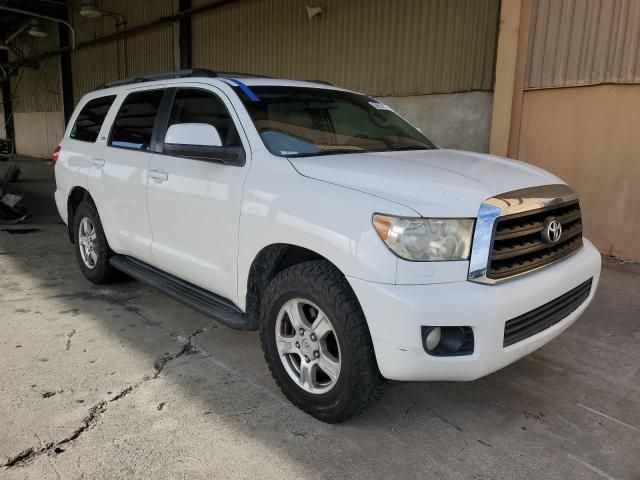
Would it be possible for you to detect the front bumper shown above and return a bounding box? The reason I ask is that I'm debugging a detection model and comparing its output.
[347,239,601,381]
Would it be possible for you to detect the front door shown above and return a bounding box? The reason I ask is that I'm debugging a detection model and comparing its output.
[146,87,250,303]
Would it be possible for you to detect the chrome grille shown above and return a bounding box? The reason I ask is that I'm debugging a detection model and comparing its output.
[488,201,583,280]
[468,184,583,284]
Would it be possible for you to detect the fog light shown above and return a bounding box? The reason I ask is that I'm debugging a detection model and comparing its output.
[421,326,474,356]
[425,327,442,351]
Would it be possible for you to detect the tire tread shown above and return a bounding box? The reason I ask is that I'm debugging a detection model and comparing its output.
[260,260,386,422]
[74,198,119,284]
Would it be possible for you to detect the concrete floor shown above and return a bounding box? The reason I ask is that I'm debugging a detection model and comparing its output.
[1,158,639,480]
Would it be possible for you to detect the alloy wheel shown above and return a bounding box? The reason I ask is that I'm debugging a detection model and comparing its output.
[78,217,98,269]
[275,298,341,394]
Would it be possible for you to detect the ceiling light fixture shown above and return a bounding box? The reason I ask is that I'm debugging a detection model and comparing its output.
[27,21,48,38]
[0,5,75,49]
[306,5,323,20]
[80,1,103,18]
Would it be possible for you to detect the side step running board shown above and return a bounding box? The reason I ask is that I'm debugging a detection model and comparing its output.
[110,255,248,330]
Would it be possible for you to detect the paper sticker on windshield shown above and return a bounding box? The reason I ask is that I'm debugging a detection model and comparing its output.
[369,101,391,110]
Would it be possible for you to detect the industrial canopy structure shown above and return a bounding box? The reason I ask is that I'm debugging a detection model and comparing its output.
[0,0,638,261]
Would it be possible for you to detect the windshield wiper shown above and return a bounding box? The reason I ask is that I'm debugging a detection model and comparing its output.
[319,148,365,155]
[286,145,432,158]
[388,145,431,151]
[287,148,364,157]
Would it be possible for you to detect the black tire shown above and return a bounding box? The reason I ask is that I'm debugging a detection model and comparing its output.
[260,260,386,423]
[73,199,119,284]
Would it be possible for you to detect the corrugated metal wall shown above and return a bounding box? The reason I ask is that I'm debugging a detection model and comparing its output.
[191,0,499,96]
[71,0,175,100]
[9,23,62,113]
[526,0,640,89]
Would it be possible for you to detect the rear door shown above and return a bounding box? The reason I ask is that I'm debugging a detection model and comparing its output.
[56,94,117,221]
[88,88,165,263]
[146,86,250,302]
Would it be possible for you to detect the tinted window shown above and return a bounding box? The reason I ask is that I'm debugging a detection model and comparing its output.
[168,89,240,147]
[110,90,164,150]
[234,86,435,157]
[70,95,116,143]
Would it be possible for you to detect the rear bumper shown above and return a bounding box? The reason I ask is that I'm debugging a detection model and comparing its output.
[347,239,601,381]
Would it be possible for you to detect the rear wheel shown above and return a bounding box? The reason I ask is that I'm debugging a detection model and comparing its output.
[260,260,385,423]
[73,199,119,284]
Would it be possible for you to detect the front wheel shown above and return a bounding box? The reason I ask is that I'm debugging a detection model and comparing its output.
[260,260,385,423]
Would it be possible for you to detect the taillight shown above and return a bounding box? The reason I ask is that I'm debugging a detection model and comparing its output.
[52,145,61,165]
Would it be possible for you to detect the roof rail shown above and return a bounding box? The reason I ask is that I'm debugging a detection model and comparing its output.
[307,79,333,86]
[97,69,271,89]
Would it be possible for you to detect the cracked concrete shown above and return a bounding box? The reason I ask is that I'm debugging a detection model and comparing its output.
[1,158,639,480]
[2,315,210,470]
[65,329,76,351]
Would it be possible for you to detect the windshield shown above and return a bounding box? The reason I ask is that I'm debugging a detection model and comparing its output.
[232,86,436,157]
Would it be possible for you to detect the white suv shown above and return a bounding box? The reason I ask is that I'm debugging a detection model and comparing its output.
[54,70,601,422]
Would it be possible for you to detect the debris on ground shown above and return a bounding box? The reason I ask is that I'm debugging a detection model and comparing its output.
[0,189,28,225]
[1,193,22,208]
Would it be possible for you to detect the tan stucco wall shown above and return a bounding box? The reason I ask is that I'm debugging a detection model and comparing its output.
[13,112,65,159]
[517,84,639,261]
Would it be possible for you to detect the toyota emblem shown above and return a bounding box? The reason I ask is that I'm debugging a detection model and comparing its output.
[542,217,563,244]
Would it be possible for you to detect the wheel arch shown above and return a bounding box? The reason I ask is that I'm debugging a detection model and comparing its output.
[244,243,347,330]
[66,186,94,243]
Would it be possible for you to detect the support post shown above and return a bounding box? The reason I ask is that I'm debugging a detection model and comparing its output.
[1,51,14,139]
[489,0,523,157]
[57,5,74,125]
[179,0,192,69]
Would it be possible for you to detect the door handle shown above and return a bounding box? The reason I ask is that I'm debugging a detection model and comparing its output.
[148,169,169,183]
[91,157,105,168]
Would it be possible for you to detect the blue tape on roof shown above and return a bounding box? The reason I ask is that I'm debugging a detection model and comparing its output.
[225,78,260,102]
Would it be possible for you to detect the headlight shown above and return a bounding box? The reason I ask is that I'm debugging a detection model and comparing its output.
[372,214,475,261]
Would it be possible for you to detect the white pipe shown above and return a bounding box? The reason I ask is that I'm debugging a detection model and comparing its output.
[5,23,31,45]
[0,6,76,50]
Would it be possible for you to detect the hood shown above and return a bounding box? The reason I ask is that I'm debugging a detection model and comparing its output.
[289,149,564,217]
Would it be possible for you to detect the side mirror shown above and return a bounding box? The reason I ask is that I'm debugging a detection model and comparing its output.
[165,123,222,147]
[163,123,245,166]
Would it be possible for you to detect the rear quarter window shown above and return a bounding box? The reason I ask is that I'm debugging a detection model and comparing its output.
[70,95,116,143]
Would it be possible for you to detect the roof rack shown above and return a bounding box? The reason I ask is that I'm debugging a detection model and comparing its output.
[97,69,271,90]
